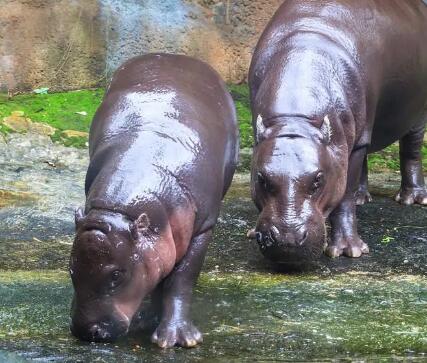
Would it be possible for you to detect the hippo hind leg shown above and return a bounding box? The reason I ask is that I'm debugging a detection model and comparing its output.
[355,155,373,206]
[151,230,211,348]
[395,122,427,205]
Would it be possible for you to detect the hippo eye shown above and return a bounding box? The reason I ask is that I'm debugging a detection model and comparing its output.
[109,270,126,290]
[310,172,324,195]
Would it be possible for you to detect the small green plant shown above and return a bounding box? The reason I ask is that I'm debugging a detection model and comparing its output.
[381,235,395,245]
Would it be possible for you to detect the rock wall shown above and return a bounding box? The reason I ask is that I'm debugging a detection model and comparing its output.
[0,0,282,92]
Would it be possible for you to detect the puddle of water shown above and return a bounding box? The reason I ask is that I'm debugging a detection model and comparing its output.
[0,271,426,362]
[0,350,26,363]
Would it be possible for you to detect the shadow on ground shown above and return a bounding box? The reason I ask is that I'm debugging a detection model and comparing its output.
[0,133,426,362]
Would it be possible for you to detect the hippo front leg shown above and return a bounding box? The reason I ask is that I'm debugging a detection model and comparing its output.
[151,230,211,348]
[395,123,427,205]
[326,147,370,258]
[355,155,372,206]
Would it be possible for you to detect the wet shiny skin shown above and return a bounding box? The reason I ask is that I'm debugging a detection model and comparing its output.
[249,0,427,263]
[70,54,238,347]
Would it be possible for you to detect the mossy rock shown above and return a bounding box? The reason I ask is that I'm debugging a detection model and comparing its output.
[51,130,88,148]
[1,111,56,137]
[2,115,32,133]
[29,122,56,136]
[60,130,89,139]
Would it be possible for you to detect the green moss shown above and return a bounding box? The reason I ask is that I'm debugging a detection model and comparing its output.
[368,143,400,172]
[228,84,253,149]
[0,122,13,136]
[0,270,70,340]
[0,270,68,284]
[0,237,72,271]
[198,271,318,289]
[0,89,104,132]
[368,142,427,173]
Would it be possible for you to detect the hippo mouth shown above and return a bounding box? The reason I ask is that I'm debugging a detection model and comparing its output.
[257,238,325,267]
[70,318,129,343]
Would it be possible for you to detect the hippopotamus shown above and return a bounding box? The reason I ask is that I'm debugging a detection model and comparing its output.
[249,0,427,264]
[69,54,238,348]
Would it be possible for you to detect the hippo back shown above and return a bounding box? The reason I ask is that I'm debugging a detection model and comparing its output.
[85,54,238,232]
[249,0,427,151]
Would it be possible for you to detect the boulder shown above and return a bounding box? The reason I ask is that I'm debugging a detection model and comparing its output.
[29,122,56,136]
[2,113,32,132]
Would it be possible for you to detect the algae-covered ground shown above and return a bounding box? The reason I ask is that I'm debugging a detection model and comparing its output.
[0,88,426,362]
[1,270,426,362]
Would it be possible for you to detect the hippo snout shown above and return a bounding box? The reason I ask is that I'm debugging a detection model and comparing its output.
[255,220,324,265]
[270,225,308,247]
[87,323,113,342]
[256,225,308,249]
[70,319,128,343]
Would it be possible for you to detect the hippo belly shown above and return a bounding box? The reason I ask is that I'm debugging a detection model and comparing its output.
[369,78,427,153]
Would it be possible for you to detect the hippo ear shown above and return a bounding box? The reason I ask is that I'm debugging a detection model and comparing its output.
[320,115,332,144]
[131,213,150,240]
[255,114,267,144]
[75,207,85,227]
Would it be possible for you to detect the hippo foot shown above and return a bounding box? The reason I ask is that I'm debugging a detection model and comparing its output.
[355,189,372,206]
[395,187,427,205]
[325,237,369,258]
[151,319,203,348]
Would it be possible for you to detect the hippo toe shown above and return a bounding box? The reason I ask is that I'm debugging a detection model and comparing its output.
[151,319,203,348]
[395,187,427,206]
[326,238,370,258]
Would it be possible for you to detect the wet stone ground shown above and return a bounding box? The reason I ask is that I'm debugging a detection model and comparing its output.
[0,132,426,362]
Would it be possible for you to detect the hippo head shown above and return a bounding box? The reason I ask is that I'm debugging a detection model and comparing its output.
[251,115,347,265]
[69,207,174,342]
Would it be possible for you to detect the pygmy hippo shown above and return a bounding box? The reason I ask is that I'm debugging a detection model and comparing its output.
[69,54,238,348]
[249,0,427,264]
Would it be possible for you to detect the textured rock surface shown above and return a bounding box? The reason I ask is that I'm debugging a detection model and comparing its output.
[2,112,57,135]
[0,0,282,92]
[2,115,32,133]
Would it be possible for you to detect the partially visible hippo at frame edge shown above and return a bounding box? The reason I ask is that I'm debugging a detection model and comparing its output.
[69,54,239,348]
[249,0,427,265]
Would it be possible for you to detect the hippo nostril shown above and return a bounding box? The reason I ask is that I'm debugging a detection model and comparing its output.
[89,324,111,342]
[255,232,263,243]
